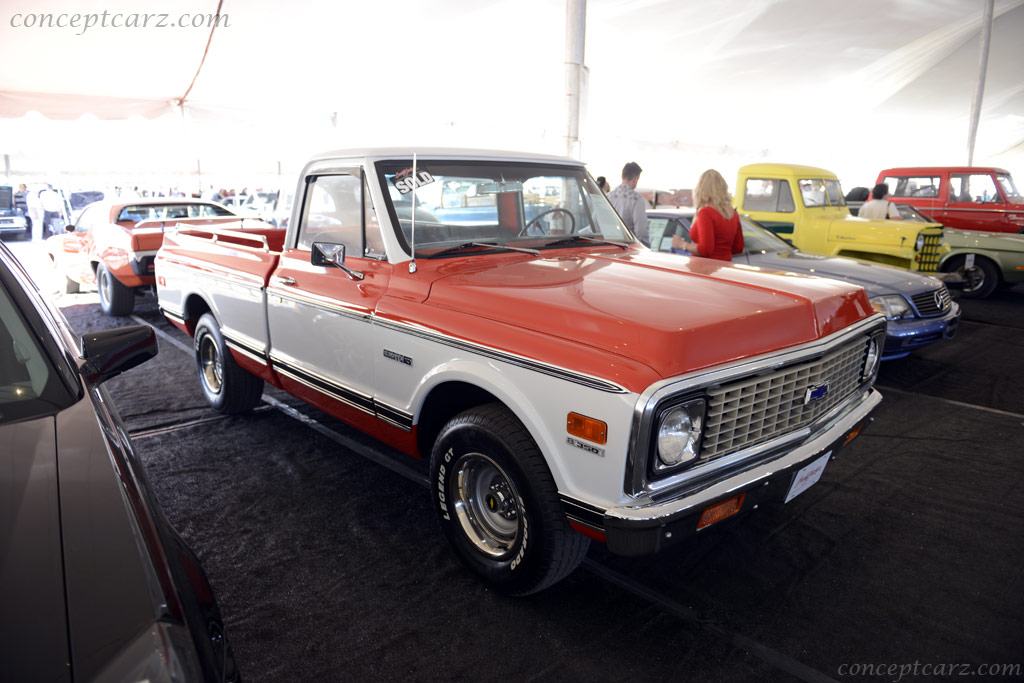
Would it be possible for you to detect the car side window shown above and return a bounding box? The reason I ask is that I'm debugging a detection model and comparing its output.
[887,175,939,198]
[647,217,669,250]
[743,178,794,213]
[298,174,363,254]
[298,173,385,259]
[950,173,1002,203]
[777,181,795,212]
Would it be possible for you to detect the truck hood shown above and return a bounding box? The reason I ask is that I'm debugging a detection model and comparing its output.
[424,249,874,378]
[943,228,1024,252]
[827,214,938,248]
[748,249,944,298]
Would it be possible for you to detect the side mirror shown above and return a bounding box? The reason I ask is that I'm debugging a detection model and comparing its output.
[311,242,364,281]
[80,325,158,385]
[311,241,345,267]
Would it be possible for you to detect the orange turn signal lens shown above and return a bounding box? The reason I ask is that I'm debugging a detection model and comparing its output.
[843,423,863,446]
[567,412,607,445]
[697,494,745,530]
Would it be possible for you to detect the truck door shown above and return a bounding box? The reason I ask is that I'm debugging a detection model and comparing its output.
[944,171,1008,232]
[266,168,392,424]
[739,177,797,238]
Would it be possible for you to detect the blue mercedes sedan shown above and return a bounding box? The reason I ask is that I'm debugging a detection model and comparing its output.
[647,209,960,360]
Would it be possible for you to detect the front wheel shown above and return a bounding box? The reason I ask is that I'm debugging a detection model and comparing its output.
[944,255,999,299]
[96,263,135,315]
[430,403,589,595]
[193,313,264,414]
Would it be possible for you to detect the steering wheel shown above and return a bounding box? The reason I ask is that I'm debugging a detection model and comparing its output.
[519,207,576,236]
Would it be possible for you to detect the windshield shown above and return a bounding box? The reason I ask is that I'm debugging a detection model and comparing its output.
[996,174,1022,203]
[376,160,631,256]
[895,203,933,222]
[798,178,845,208]
[740,215,794,252]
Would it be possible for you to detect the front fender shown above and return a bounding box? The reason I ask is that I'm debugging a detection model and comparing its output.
[408,357,640,509]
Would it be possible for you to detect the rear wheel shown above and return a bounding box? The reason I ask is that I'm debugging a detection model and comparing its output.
[194,313,264,414]
[430,403,589,595]
[96,263,135,315]
[944,255,999,299]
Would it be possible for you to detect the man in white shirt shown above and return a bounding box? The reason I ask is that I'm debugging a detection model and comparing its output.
[858,183,902,221]
[607,161,649,246]
[39,185,65,237]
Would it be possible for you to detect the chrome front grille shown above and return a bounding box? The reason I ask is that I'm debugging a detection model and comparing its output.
[911,285,951,316]
[916,230,944,273]
[700,337,868,461]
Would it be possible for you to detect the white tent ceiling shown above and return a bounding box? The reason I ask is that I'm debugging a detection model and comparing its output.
[1,0,1022,192]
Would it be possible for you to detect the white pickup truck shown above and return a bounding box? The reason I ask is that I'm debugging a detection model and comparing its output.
[155,148,885,594]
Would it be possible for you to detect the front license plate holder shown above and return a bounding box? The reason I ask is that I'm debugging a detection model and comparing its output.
[784,451,832,503]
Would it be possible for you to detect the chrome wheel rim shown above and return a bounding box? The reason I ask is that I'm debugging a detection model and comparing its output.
[452,453,521,558]
[98,269,111,304]
[198,333,223,394]
[958,265,984,293]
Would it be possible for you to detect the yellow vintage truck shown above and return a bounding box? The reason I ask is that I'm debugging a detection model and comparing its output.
[735,163,946,272]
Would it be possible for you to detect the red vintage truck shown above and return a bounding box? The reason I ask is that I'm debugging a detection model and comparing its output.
[155,148,886,595]
[876,166,1024,234]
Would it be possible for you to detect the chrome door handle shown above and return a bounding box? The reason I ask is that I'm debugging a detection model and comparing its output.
[272,275,297,286]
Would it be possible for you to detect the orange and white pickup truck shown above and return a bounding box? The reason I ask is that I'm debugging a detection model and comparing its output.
[155,148,886,595]
[49,197,247,315]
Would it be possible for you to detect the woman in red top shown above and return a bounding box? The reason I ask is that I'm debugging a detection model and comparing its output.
[674,169,744,261]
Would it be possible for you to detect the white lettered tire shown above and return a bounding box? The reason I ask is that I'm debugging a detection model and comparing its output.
[429,403,589,595]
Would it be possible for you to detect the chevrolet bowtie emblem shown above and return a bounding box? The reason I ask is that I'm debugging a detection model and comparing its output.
[804,384,829,404]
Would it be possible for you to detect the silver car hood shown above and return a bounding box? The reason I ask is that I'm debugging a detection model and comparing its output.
[741,249,945,298]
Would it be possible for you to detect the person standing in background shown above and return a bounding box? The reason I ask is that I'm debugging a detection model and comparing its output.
[858,183,902,220]
[673,169,743,261]
[595,176,611,193]
[39,184,64,238]
[14,184,32,237]
[607,162,649,246]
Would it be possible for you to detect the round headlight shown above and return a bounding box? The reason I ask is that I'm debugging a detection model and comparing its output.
[864,336,882,379]
[915,234,926,251]
[657,407,698,467]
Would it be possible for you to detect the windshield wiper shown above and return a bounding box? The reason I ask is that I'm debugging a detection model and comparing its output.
[426,241,540,259]
[542,235,628,249]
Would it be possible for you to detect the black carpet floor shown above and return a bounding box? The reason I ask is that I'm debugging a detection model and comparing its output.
[53,283,1024,683]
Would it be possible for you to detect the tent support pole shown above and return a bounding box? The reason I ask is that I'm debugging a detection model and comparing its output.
[967,0,994,166]
[564,0,586,159]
